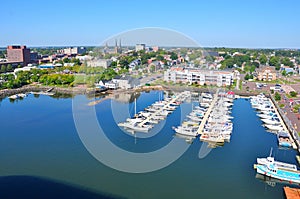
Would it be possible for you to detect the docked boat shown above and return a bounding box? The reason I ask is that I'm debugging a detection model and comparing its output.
[277,131,292,147]
[261,118,280,125]
[264,124,283,131]
[200,133,225,143]
[255,154,300,183]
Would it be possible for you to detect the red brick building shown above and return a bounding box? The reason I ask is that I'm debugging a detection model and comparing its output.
[7,45,31,66]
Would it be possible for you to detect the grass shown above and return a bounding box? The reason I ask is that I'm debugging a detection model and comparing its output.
[279,104,285,108]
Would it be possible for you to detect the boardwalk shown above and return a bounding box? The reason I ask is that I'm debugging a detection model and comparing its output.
[284,186,300,199]
[196,93,219,135]
[269,97,297,149]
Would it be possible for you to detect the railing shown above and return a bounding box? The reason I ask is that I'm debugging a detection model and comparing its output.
[269,94,300,152]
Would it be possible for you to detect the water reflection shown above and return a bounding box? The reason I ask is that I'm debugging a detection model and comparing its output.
[255,173,300,187]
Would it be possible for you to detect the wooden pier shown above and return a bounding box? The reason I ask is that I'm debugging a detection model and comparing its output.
[196,93,219,135]
[284,186,300,199]
[268,97,297,149]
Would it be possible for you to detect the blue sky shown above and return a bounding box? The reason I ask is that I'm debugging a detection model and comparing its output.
[1,0,300,48]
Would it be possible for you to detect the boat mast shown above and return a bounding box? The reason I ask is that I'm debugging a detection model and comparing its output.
[134,98,137,116]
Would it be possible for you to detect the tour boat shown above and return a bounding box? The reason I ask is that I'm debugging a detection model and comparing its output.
[255,154,300,183]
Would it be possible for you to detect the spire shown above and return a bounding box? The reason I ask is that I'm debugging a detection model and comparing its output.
[119,39,121,48]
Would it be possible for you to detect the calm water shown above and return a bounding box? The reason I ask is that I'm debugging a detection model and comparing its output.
[0,91,298,199]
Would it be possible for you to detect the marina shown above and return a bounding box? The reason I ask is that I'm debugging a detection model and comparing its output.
[250,93,297,149]
[118,91,191,133]
[0,91,300,199]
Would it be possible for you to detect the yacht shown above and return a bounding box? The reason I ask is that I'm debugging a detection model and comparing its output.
[255,154,300,183]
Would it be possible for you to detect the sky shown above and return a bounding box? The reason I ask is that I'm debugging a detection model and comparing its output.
[1,0,300,48]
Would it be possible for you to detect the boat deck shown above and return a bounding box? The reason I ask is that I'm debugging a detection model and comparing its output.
[284,186,300,199]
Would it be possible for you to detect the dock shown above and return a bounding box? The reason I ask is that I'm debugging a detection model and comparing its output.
[268,97,297,150]
[138,91,189,127]
[196,92,219,135]
[284,187,300,199]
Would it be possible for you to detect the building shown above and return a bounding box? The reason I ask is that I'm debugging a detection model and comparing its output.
[30,52,39,63]
[280,66,294,74]
[164,67,234,86]
[112,76,140,89]
[87,59,112,68]
[135,44,146,52]
[7,45,31,66]
[256,66,277,81]
[114,39,122,54]
[62,47,86,55]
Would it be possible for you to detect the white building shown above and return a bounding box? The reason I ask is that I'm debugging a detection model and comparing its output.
[135,44,146,52]
[62,47,86,55]
[164,67,234,87]
[87,59,112,68]
[112,76,140,89]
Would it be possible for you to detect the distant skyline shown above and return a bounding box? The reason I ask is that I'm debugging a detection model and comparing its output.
[2,0,300,48]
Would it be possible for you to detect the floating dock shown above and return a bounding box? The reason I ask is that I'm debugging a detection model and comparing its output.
[196,93,219,135]
[284,186,300,199]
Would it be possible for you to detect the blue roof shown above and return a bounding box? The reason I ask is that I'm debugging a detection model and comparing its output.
[38,65,54,69]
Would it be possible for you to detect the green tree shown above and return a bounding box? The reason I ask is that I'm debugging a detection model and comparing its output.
[282,70,287,76]
[281,57,294,67]
[259,54,267,65]
[274,92,281,101]
[290,91,298,97]
[269,56,280,66]
[170,52,178,60]
[7,64,13,72]
[0,65,6,73]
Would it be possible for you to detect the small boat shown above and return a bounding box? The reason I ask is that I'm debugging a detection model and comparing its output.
[200,133,225,143]
[261,118,280,125]
[255,152,300,183]
[264,124,283,131]
[277,131,292,147]
[8,94,19,99]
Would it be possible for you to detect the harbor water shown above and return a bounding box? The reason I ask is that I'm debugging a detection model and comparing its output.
[0,91,298,199]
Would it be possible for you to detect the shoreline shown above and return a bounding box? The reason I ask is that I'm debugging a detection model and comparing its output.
[0,84,259,99]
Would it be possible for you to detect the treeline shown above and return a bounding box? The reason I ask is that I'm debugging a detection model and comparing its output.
[0,69,74,89]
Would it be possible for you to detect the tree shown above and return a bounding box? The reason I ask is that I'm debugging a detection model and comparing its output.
[269,56,280,67]
[274,92,281,101]
[0,65,6,73]
[259,54,267,65]
[290,91,298,97]
[156,55,164,61]
[281,57,294,67]
[282,70,287,76]
[7,64,13,72]
[170,52,178,60]
[244,73,250,80]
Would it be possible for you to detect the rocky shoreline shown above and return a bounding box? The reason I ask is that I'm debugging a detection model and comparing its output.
[0,85,87,99]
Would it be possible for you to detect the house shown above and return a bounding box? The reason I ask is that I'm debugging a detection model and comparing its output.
[96,80,118,89]
[280,66,294,74]
[112,76,140,89]
[256,66,277,81]
[87,59,112,68]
